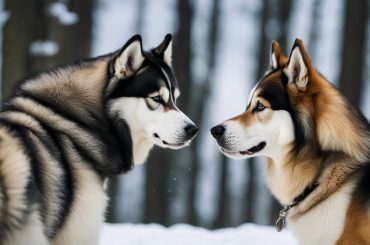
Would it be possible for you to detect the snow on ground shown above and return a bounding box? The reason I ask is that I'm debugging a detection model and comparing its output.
[99,223,298,245]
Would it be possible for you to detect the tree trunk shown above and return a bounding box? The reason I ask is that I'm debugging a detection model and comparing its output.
[307,0,321,60]
[175,0,193,224]
[187,0,220,225]
[173,0,192,110]
[105,176,120,223]
[339,0,368,107]
[2,0,40,99]
[213,155,229,228]
[144,148,171,225]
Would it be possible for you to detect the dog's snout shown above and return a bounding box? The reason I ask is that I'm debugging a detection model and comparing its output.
[185,124,199,138]
[211,125,225,140]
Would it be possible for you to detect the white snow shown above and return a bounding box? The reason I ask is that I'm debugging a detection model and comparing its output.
[48,2,79,26]
[99,223,298,245]
[29,40,59,56]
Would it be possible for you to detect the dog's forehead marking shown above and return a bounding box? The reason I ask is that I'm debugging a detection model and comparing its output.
[160,87,170,103]
[174,88,180,99]
[256,72,293,112]
[159,66,179,105]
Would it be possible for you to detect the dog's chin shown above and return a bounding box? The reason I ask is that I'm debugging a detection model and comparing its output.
[133,142,154,165]
[219,141,267,159]
[156,139,191,149]
[220,148,249,159]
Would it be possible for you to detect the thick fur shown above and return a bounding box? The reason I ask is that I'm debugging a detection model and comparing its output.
[0,34,197,244]
[211,39,370,244]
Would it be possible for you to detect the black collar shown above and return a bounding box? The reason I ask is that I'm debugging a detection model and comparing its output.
[293,182,319,204]
[275,182,319,232]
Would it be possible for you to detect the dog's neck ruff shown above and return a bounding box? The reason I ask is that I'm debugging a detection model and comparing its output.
[275,182,319,232]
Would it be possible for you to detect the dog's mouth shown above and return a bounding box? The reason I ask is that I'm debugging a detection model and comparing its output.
[221,141,266,156]
[153,133,188,149]
[162,140,185,148]
[239,142,266,155]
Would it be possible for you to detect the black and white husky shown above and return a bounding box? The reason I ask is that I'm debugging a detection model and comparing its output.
[0,34,198,244]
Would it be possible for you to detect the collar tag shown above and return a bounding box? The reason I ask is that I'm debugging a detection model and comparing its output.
[275,182,319,232]
[275,206,289,232]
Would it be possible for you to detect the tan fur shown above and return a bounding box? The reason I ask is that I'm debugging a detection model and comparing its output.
[0,127,32,229]
[229,110,256,127]
[290,154,358,217]
[22,61,109,115]
[336,194,370,244]
[271,41,288,69]
[271,40,370,242]
[265,149,322,204]
[227,90,273,127]
[274,41,370,218]
[218,39,370,243]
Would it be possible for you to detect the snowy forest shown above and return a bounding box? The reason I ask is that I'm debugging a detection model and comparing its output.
[2,0,370,230]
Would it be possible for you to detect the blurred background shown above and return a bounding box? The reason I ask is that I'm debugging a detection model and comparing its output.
[1,0,369,229]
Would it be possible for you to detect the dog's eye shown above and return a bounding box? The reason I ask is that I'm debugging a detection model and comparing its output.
[256,102,265,112]
[151,96,161,103]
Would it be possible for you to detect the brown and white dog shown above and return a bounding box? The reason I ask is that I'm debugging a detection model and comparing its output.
[211,39,370,244]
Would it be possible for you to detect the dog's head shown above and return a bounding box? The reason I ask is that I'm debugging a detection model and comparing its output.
[211,39,317,160]
[106,34,198,164]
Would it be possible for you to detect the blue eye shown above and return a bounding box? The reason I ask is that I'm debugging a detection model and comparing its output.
[151,96,161,102]
[256,102,265,112]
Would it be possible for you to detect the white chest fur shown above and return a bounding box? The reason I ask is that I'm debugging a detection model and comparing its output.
[288,182,354,245]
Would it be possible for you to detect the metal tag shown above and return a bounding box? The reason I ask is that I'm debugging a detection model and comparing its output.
[275,209,287,232]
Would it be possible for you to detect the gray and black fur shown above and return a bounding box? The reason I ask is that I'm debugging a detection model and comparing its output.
[0,34,197,244]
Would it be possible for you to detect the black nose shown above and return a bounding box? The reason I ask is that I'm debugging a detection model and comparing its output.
[185,124,199,138]
[211,125,225,140]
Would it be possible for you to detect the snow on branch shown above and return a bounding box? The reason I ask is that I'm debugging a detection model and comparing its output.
[48,2,79,26]
[29,40,59,56]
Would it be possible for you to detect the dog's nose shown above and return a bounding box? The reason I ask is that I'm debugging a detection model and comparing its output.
[211,125,225,139]
[185,124,199,138]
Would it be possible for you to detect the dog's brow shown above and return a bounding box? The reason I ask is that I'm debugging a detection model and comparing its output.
[174,88,180,99]
[161,87,170,103]
[160,67,172,91]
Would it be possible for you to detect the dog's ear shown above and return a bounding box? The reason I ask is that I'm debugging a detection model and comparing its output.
[114,34,145,79]
[284,39,312,91]
[270,40,284,70]
[153,34,172,66]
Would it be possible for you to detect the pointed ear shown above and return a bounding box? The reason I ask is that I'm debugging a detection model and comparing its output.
[270,40,282,69]
[284,39,311,91]
[114,34,145,79]
[153,33,172,66]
